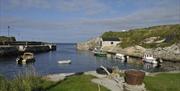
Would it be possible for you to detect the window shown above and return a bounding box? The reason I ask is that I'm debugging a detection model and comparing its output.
[111,42,113,44]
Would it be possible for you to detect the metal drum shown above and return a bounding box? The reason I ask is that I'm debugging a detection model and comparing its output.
[125,70,145,85]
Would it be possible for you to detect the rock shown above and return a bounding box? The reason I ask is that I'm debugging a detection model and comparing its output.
[91,78,124,91]
[161,62,180,71]
[123,83,146,91]
[143,36,165,44]
[152,44,180,61]
[77,37,101,50]
[155,39,166,43]
[84,71,107,78]
[45,73,75,82]
[143,37,159,44]
[112,43,180,62]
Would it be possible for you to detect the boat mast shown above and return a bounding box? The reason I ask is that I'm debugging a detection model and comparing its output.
[8,26,10,37]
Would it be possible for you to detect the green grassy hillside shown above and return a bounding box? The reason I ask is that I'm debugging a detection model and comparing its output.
[102,24,180,48]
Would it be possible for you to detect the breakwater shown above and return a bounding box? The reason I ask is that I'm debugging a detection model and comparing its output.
[0,46,18,56]
[0,41,56,57]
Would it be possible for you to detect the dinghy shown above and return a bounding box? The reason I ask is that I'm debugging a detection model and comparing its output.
[58,60,71,64]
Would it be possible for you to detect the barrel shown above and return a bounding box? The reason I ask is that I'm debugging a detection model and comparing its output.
[125,70,145,85]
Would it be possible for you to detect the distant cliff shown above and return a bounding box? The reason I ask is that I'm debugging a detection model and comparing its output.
[0,36,16,42]
[77,24,180,61]
[77,37,101,51]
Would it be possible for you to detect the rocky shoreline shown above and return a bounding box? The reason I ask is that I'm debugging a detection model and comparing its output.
[77,37,180,71]
[77,37,180,62]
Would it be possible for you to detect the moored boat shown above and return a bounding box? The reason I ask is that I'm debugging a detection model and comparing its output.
[16,52,35,64]
[115,53,129,63]
[92,48,107,57]
[93,51,107,57]
[58,60,71,64]
[142,54,157,64]
[115,53,125,60]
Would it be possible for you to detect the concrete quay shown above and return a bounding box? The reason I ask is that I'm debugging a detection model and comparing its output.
[0,43,56,57]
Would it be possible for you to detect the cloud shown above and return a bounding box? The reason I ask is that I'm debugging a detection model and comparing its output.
[1,3,180,31]
[57,0,109,15]
[0,0,180,42]
[1,0,109,15]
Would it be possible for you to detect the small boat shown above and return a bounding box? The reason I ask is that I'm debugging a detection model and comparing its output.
[96,66,112,75]
[115,53,129,63]
[115,53,125,60]
[58,60,71,64]
[16,52,35,64]
[93,49,106,57]
[92,48,106,57]
[93,51,107,57]
[142,54,157,64]
[143,63,158,69]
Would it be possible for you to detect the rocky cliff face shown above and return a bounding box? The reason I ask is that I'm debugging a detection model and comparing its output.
[151,44,180,61]
[77,37,101,51]
[104,43,180,62]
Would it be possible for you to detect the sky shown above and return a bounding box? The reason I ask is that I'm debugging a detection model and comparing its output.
[0,0,180,43]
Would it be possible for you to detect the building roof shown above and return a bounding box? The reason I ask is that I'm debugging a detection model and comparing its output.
[102,37,120,41]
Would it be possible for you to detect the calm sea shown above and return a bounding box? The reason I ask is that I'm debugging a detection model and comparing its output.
[0,43,160,78]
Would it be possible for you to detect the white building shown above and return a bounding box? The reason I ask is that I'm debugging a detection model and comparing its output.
[100,37,121,47]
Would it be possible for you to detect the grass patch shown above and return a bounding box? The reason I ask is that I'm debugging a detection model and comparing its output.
[2,72,180,91]
[102,24,180,48]
[144,73,180,91]
[48,75,110,91]
[0,74,54,91]
[1,74,109,91]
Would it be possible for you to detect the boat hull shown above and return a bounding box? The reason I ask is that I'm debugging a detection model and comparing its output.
[58,60,71,64]
[16,57,35,64]
[94,53,106,57]
[93,52,107,57]
[143,59,157,64]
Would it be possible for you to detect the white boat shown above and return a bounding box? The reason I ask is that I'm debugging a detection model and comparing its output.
[16,52,35,64]
[58,60,71,64]
[142,54,157,64]
[115,53,125,60]
[143,63,158,69]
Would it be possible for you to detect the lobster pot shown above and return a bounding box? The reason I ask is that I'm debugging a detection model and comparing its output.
[125,70,145,85]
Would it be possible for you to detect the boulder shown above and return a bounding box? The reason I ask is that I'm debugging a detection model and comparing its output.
[77,37,101,51]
